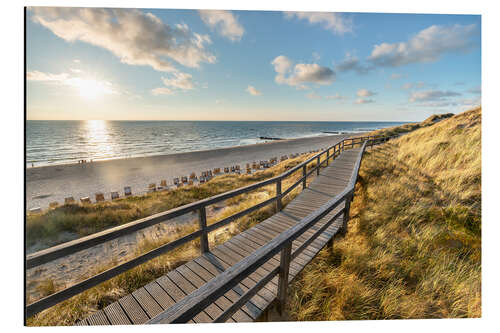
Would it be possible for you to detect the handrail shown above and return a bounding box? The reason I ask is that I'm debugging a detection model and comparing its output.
[25,134,397,318]
[147,142,370,324]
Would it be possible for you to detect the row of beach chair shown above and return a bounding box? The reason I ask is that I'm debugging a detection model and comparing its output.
[30,147,331,212]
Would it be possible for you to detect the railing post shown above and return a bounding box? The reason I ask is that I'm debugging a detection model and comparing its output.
[198,206,209,253]
[276,178,282,212]
[341,140,345,152]
[340,193,352,237]
[302,165,307,189]
[277,242,292,316]
[326,148,330,166]
[316,156,320,175]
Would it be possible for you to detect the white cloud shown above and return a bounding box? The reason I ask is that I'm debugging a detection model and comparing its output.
[306,92,322,100]
[27,70,117,96]
[70,68,82,74]
[152,72,195,96]
[355,98,375,104]
[325,93,347,100]
[284,11,352,35]
[246,85,262,96]
[390,73,405,80]
[151,87,174,96]
[368,24,478,67]
[30,7,216,72]
[402,81,425,90]
[335,53,372,75]
[356,89,376,97]
[27,70,69,82]
[198,10,244,42]
[409,89,461,102]
[161,72,194,91]
[271,55,335,89]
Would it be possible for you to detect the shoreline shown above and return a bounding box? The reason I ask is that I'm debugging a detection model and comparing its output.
[27,132,347,169]
[27,134,352,209]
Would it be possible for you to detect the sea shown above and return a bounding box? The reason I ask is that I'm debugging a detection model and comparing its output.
[26,120,406,167]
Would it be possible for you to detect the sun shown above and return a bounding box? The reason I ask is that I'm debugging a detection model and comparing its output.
[68,78,114,99]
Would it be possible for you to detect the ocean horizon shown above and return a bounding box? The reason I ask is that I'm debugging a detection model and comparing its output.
[27,120,406,167]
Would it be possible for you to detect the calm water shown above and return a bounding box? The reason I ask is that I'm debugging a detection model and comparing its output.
[26,120,405,167]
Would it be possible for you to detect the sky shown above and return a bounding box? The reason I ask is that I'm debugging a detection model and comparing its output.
[26,7,481,121]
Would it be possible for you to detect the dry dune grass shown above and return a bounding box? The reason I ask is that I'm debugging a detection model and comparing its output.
[27,151,324,326]
[287,107,481,321]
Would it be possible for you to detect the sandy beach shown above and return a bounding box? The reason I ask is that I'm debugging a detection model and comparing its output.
[27,134,351,209]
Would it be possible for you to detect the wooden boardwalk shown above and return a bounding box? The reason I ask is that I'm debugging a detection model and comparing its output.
[76,147,362,325]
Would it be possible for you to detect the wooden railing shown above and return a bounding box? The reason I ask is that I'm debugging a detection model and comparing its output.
[146,135,397,324]
[25,134,396,318]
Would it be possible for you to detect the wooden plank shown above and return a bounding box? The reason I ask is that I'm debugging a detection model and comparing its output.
[237,231,320,262]
[155,275,210,323]
[75,318,88,326]
[212,245,279,292]
[184,260,261,319]
[144,282,174,309]
[177,264,252,322]
[103,301,132,325]
[132,288,163,319]
[86,309,110,326]
[206,251,277,303]
[194,255,269,311]
[224,237,301,277]
[118,294,149,325]
[166,270,226,322]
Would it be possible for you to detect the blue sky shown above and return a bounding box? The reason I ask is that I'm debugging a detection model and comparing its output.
[26,8,481,121]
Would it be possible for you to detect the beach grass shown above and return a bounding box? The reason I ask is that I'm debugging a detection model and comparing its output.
[287,107,481,320]
[26,151,322,326]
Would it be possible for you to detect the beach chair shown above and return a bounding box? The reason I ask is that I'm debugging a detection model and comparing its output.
[95,192,105,202]
[181,176,188,184]
[190,172,196,180]
[148,183,156,192]
[49,201,59,208]
[252,162,258,169]
[201,171,207,178]
[199,176,206,183]
[246,163,250,169]
[80,196,91,204]
[29,207,42,214]
[224,167,229,173]
[124,186,132,196]
[173,178,180,186]
[177,182,183,188]
[64,197,75,205]
[247,168,252,174]
[111,191,119,200]
[160,179,167,189]
[188,180,194,186]
[235,165,240,171]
